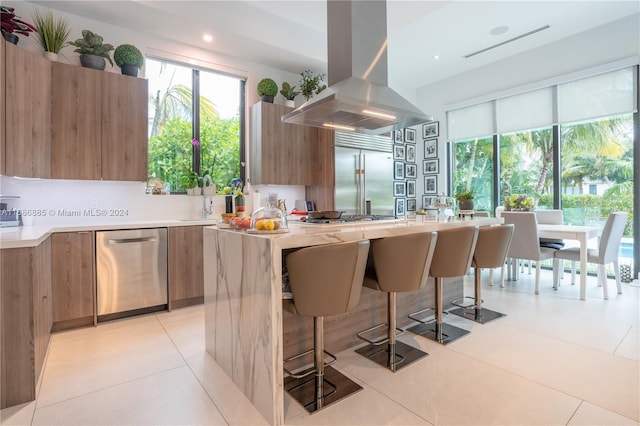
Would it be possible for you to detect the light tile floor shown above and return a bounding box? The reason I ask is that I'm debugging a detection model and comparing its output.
[2,268,638,425]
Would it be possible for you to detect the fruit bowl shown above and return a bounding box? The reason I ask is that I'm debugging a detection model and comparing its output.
[229,216,251,229]
[249,206,288,232]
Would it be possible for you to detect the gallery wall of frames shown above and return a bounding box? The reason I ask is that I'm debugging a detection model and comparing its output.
[392,121,440,216]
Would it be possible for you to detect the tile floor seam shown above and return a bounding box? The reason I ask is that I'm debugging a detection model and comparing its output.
[565,399,584,425]
[32,365,187,412]
[613,325,635,357]
[154,313,232,426]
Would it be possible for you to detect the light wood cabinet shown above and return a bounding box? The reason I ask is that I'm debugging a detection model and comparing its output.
[51,63,102,180]
[4,41,51,178]
[51,63,148,181]
[1,238,52,409]
[51,232,95,331]
[168,226,204,309]
[250,101,326,185]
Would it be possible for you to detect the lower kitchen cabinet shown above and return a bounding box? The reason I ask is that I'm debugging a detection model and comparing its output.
[51,231,95,331]
[0,237,52,409]
[168,226,204,309]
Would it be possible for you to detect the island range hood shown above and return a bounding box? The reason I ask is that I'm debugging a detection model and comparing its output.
[281,0,432,135]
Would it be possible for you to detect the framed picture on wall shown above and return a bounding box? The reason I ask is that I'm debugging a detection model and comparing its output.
[406,180,416,198]
[424,138,438,159]
[406,198,417,212]
[423,159,439,174]
[395,198,406,217]
[404,128,416,143]
[405,163,417,179]
[393,181,406,197]
[393,144,406,160]
[422,121,439,139]
[423,196,434,208]
[394,129,404,143]
[424,175,438,194]
[405,144,416,163]
[394,161,405,179]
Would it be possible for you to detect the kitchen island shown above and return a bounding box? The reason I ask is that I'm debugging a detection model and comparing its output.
[203,217,497,425]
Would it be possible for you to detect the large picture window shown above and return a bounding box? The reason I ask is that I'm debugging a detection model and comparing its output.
[147,58,243,192]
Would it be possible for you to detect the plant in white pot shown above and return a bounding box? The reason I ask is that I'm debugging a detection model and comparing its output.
[32,9,70,62]
[279,81,299,107]
[69,30,113,70]
[114,44,144,77]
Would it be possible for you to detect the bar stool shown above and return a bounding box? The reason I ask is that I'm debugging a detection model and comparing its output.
[450,224,514,324]
[407,226,479,345]
[283,239,369,413]
[355,232,437,372]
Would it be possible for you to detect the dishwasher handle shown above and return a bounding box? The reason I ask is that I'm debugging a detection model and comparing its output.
[107,237,157,244]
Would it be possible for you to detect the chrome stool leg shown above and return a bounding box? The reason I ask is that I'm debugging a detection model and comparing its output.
[356,292,428,371]
[407,278,470,345]
[450,268,506,324]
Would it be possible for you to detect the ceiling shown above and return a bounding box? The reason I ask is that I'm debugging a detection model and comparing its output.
[34,1,639,90]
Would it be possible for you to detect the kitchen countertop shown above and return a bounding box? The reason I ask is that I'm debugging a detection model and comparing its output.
[0,218,219,249]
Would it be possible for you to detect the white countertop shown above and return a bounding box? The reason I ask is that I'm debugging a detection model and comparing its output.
[0,218,219,249]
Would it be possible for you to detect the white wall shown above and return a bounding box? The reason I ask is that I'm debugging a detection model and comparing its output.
[1,1,307,224]
[414,13,640,197]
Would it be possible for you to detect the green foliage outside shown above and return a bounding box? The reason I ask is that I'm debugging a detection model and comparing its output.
[148,115,240,193]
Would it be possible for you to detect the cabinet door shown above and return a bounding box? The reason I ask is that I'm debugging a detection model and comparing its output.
[101,73,148,181]
[33,237,52,381]
[51,232,95,331]
[168,226,204,309]
[4,42,51,178]
[51,63,102,180]
[250,102,317,185]
[1,39,6,175]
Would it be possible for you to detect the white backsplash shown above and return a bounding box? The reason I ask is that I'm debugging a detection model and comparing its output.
[0,176,306,226]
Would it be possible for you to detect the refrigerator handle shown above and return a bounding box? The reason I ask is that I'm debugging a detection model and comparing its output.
[361,153,366,215]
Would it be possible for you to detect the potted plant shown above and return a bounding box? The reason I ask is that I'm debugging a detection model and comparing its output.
[32,9,70,62]
[1,6,37,45]
[455,189,475,211]
[504,194,535,211]
[181,171,201,196]
[299,69,326,101]
[69,30,114,70]
[257,78,278,103]
[280,81,299,107]
[114,43,144,77]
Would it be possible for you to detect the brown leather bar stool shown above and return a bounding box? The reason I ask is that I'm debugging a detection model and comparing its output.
[407,226,479,345]
[450,224,514,324]
[355,232,437,372]
[283,239,369,413]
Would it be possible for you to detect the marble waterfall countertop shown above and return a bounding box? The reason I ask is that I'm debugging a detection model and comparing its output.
[0,218,219,249]
[203,216,499,425]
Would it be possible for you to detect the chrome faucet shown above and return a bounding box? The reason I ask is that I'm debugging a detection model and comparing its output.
[201,175,214,218]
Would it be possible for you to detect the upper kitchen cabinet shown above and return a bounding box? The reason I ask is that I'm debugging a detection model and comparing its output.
[101,72,148,181]
[250,101,332,185]
[4,42,51,178]
[51,63,148,181]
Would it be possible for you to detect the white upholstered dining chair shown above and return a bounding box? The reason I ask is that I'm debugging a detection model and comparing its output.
[552,212,628,300]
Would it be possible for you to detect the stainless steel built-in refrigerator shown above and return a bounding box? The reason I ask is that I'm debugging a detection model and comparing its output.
[334,132,394,215]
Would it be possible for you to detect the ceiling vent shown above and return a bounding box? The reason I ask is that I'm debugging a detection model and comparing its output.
[464,25,551,58]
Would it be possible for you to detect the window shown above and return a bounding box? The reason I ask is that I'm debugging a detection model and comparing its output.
[147,58,243,192]
[452,136,494,212]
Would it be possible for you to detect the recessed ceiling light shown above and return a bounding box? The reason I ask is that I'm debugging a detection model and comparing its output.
[433,55,440,60]
[203,34,213,42]
[490,25,509,36]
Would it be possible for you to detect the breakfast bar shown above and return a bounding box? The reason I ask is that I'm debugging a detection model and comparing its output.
[203,217,497,424]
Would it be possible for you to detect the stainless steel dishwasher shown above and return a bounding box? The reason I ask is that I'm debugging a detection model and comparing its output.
[96,228,168,321]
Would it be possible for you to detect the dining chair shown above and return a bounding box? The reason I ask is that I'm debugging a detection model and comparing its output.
[501,211,559,295]
[552,212,628,300]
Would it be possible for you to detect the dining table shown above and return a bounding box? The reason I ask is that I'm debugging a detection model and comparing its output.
[538,223,602,300]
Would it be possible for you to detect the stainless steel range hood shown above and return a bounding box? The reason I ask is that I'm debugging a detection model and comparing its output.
[281,0,432,135]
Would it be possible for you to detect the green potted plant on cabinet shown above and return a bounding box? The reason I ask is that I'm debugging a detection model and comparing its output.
[69,29,114,70]
[455,188,475,211]
[280,81,299,107]
[113,43,144,77]
[257,78,278,103]
[1,6,37,45]
[299,69,326,101]
[32,9,70,62]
